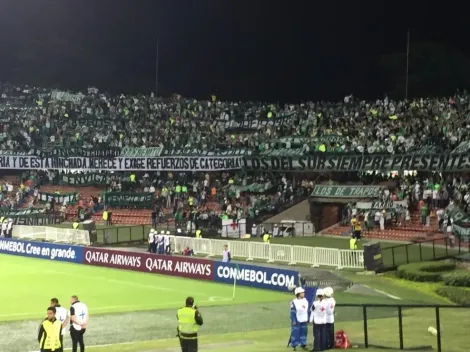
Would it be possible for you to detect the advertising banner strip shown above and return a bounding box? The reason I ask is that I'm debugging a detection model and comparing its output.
[83,247,214,280]
[213,261,299,292]
[311,185,384,198]
[0,238,83,263]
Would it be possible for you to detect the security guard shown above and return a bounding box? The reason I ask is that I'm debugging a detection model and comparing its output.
[38,306,63,352]
[349,234,358,250]
[177,297,203,352]
[195,229,202,239]
[72,222,79,230]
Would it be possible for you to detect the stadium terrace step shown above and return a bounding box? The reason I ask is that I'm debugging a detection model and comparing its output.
[321,222,443,242]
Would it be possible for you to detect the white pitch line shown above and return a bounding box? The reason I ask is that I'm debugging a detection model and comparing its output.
[4,297,232,318]
[28,341,136,352]
[363,285,402,300]
[43,269,209,295]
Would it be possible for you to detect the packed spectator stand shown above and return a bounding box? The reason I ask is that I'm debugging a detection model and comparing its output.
[1,83,470,243]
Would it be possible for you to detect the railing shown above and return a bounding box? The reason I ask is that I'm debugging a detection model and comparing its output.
[170,236,364,269]
[337,304,470,352]
[381,237,470,270]
[13,225,91,245]
[96,225,148,244]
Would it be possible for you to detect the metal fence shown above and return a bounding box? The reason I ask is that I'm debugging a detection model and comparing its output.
[337,304,470,352]
[381,237,470,270]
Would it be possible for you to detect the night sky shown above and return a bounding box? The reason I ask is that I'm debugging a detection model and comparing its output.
[0,1,467,102]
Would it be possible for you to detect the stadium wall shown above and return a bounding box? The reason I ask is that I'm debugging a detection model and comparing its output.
[0,238,299,292]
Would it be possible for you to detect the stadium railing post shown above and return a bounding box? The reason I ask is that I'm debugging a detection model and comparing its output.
[435,307,442,352]
[419,242,423,261]
[432,241,436,259]
[398,306,404,350]
[362,305,369,348]
[405,245,409,264]
[391,247,396,268]
[141,224,145,241]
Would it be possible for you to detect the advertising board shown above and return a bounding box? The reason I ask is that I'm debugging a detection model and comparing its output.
[0,238,83,263]
[213,262,298,292]
[83,248,214,280]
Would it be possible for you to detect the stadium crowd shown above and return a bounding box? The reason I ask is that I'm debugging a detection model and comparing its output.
[1,83,470,154]
[1,83,470,241]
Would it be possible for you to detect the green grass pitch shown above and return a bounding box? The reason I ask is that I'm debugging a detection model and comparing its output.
[1,253,469,352]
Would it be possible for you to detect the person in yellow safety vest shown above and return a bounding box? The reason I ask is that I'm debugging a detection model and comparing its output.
[263,232,271,244]
[177,297,203,352]
[102,210,109,226]
[188,196,194,207]
[129,173,136,183]
[38,306,62,352]
[349,235,358,250]
[182,185,187,193]
[195,229,202,238]
[72,222,79,230]
[228,178,234,185]
[351,216,362,239]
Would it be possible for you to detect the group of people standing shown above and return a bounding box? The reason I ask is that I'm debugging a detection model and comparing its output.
[288,287,336,351]
[148,229,171,254]
[38,296,89,352]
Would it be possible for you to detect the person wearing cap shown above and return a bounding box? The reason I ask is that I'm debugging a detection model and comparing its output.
[310,289,327,351]
[323,287,336,349]
[177,296,203,352]
[288,287,309,351]
[148,229,156,253]
[164,231,171,254]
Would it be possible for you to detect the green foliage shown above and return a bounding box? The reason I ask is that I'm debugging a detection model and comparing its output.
[436,286,470,306]
[397,261,456,282]
[443,271,470,288]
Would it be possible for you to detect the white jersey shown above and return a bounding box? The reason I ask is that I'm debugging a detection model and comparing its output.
[325,297,336,323]
[148,232,155,243]
[55,306,68,335]
[291,298,309,323]
[309,300,326,324]
[164,235,170,246]
[70,301,88,331]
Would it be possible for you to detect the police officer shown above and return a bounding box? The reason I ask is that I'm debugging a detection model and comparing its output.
[177,297,203,352]
[38,306,63,352]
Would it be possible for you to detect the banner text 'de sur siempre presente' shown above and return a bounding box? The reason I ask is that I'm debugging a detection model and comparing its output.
[311,185,384,198]
[2,152,470,172]
[244,153,470,172]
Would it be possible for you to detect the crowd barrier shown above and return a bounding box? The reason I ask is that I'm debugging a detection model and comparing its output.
[12,225,91,246]
[171,236,364,269]
[0,238,299,292]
